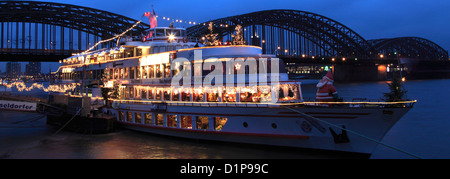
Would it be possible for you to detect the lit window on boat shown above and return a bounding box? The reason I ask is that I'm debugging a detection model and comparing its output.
[149,65,155,78]
[141,89,147,99]
[136,66,141,79]
[147,89,154,99]
[144,113,152,124]
[156,114,164,126]
[196,116,209,130]
[181,116,192,129]
[222,88,236,102]
[135,112,142,124]
[214,117,228,131]
[167,115,177,128]
[278,84,301,102]
[155,89,161,100]
[142,66,148,79]
[207,92,219,102]
[181,91,191,101]
[118,111,124,121]
[163,90,171,101]
[172,90,180,101]
[126,111,132,122]
[155,65,162,78]
[193,90,204,102]
[130,67,135,79]
[164,63,171,78]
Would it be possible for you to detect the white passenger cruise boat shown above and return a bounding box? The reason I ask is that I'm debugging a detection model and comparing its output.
[53,25,415,154]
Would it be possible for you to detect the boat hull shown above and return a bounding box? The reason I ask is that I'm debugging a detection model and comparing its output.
[113,103,411,154]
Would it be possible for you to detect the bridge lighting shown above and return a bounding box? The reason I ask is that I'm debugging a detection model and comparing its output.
[285,49,288,53]
[331,58,335,62]
[380,54,384,58]
[342,57,346,61]
[302,54,306,58]
[262,40,265,43]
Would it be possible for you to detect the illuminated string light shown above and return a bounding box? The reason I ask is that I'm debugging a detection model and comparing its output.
[1,79,79,93]
[83,20,142,53]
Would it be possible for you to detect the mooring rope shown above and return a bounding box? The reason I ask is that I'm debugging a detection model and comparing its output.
[283,106,423,159]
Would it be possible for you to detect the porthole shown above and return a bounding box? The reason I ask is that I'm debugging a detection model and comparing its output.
[243,122,248,128]
[272,123,277,129]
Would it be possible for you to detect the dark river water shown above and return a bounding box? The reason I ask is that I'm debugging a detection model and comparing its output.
[1,79,449,159]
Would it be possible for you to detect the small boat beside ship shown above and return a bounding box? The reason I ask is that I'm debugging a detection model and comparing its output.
[48,20,416,154]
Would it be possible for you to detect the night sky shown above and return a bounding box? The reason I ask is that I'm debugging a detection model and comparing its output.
[1,0,449,73]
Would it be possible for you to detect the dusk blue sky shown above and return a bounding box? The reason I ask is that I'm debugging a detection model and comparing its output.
[1,0,449,73]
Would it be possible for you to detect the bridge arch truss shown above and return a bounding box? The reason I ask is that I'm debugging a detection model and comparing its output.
[0,1,149,61]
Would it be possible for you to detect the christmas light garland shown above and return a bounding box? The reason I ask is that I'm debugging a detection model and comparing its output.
[83,20,142,53]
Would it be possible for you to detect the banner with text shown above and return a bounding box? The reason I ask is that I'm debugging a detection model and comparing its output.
[0,100,37,112]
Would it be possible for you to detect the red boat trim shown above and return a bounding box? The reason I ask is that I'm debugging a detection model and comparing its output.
[119,121,310,139]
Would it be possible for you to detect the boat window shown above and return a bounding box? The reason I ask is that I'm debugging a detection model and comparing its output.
[118,111,124,121]
[155,89,161,100]
[166,29,180,36]
[119,68,124,79]
[149,65,155,78]
[136,48,142,57]
[164,63,171,78]
[181,116,192,129]
[130,67,135,79]
[167,115,177,128]
[207,92,219,102]
[147,88,154,99]
[135,87,140,99]
[136,66,141,79]
[124,68,129,79]
[159,46,166,53]
[153,46,159,53]
[163,89,171,101]
[193,90,204,102]
[172,90,179,101]
[141,89,147,99]
[135,112,142,124]
[155,114,164,126]
[239,91,260,103]
[142,66,148,79]
[144,113,152,124]
[129,87,134,99]
[181,91,191,101]
[196,116,209,130]
[278,84,300,102]
[259,86,272,102]
[156,65,162,78]
[156,29,165,36]
[214,117,227,131]
[126,111,132,122]
[222,88,236,102]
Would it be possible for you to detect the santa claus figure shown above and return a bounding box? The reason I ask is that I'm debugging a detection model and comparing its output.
[316,71,338,102]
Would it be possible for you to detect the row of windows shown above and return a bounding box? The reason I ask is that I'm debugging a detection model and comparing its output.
[117,111,228,131]
[108,64,174,80]
[119,84,300,103]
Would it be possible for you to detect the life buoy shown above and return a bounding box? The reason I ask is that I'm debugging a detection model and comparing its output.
[183,37,188,43]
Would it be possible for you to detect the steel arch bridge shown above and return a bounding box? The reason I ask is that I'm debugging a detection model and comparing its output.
[368,37,448,61]
[0,1,149,61]
[187,9,448,61]
[0,2,447,62]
